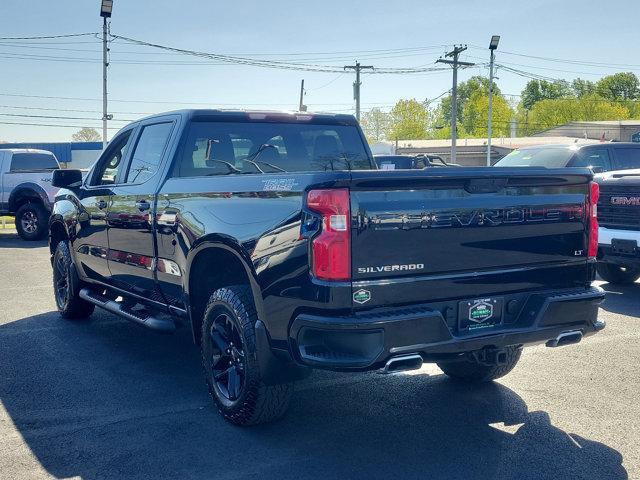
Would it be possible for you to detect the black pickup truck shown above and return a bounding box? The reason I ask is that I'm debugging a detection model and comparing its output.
[49,110,605,425]
[596,169,640,284]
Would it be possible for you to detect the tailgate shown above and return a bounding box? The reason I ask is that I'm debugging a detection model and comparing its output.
[349,168,592,304]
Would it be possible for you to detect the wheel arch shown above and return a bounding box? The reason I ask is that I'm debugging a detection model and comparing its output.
[185,237,264,344]
[8,183,50,212]
[48,216,70,256]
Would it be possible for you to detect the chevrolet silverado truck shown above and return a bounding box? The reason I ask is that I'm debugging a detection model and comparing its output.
[48,110,605,425]
[1,148,60,240]
[596,169,640,284]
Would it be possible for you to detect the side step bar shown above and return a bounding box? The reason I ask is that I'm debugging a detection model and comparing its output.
[79,288,176,333]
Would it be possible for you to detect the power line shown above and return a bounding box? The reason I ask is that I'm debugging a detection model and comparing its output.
[0,120,121,130]
[494,49,640,70]
[0,32,98,40]
[110,33,453,74]
[306,73,346,91]
[0,92,399,107]
[0,104,152,115]
[0,112,134,122]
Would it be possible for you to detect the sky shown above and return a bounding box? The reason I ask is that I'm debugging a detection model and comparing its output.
[0,0,638,142]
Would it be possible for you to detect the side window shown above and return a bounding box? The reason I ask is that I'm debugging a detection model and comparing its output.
[125,122,173,184]
[91,131,132,186]
[573,148,612,171]
[9,153,59,172]
[613,147,640,169]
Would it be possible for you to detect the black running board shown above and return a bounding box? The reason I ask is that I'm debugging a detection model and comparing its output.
[79,288,176,333]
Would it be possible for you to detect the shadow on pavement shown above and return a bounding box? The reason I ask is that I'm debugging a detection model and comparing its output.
[0,311,628,480]
[599,281,640,317]
[0,232,47,249]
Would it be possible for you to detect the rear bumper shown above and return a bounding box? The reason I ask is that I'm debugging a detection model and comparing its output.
[598,227,640,267]
[289,286,605,371]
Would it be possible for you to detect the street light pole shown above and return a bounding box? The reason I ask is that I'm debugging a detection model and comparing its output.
[100,0,113,148]
[487,35,500,166]
[102,16,108,148]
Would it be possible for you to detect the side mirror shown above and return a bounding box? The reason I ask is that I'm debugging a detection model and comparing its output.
[52,169,83,189]
[591,166,604,174]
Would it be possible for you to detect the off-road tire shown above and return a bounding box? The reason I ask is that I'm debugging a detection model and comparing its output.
[53,241,95,319]
[437,346,522,382]
[597,262,640,285]
[15,202,48,241]
[201,285,293,426]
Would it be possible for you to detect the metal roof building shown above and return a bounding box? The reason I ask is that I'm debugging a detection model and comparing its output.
[535,121,640,143]
[0,142,103,168]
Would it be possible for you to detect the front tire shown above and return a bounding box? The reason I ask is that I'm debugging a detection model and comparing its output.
[437,346,522,382]
[597,262,640,285]
[15,202,48,240]
[201,285,293,426]
[53,241,95,319]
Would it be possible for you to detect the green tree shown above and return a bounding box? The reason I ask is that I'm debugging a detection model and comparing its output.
[521,79,572,110]
[462,91,514,137]
[528,95,630,131]
[438,75,500,124]
[72,127,101,142]
[387,99,429,140]
[360,108,391,142]
[595,72,639,101]
[572,78,596,98]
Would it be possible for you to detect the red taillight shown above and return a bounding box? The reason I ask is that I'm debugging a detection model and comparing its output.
[306,188,351,281]
[588,181,599,259]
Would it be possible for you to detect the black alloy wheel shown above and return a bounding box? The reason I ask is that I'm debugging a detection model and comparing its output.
[52,241,95,319]
[208,312,246,402]
[53,248,70,309]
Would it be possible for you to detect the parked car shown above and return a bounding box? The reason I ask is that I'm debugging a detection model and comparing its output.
[494,142,640,172]
[374,153,459,169]
[595,168,640,284]
[0,148,60,240]
[49,109,605,425]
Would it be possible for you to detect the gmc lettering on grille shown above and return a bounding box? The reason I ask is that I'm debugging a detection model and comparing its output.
[611,196,640,206]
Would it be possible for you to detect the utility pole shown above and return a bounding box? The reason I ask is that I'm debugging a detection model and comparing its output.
[436,46,474,163]
[298,79,306,111]
[486,35,500,166]
[344,62,373,121]
[100,0,114,148]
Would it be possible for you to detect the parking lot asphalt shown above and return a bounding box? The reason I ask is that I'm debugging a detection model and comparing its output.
[0,231,638,480]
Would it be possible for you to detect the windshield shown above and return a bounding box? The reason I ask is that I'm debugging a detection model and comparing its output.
[495,147,576,168]
[173,121,373,177]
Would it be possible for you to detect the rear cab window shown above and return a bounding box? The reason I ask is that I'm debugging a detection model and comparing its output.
[172,120,372,177]
[613,147,640,169]
[9,153,59,172]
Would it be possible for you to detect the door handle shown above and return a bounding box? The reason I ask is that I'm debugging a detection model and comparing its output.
[96,199,108,210]
[136,200,151,212]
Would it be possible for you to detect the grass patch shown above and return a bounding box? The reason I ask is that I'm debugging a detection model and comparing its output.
[0,216,15,229]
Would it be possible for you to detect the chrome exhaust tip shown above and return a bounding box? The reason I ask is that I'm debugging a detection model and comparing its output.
[379,354,423,374]
[546,330,583,348]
